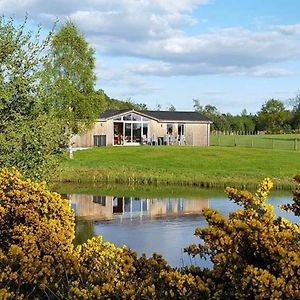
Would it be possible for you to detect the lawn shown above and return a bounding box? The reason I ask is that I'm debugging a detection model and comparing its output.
[58,146,300,189]
[210,133,300,150]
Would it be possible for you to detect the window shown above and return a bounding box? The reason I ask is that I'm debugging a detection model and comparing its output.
[94,135,106,146]
[167,124,173,134]
[113,113,149,144]
[132,114,141,121]
[178,124,184,136]
[93,196,106,206]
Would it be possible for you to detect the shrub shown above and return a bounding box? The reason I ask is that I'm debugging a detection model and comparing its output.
[185,177,300,299]
[0,168,208,299]
[0,167,75,299]
[1,167,299,299]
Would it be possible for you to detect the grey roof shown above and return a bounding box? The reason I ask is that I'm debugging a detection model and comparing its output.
[100,109,212,122]
[141,110,212,122]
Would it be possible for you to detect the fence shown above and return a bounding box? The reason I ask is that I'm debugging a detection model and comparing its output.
[210,135,300,151]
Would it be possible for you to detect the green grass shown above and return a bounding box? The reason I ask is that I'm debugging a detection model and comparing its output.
[53,182,227,199]
[210,134,300,150]
[57,146,300,189]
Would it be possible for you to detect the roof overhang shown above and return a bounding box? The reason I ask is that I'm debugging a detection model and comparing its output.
[98,109,213,124]
[98,109,160,122]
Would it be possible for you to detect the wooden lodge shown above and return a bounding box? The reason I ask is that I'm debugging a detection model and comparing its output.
[71,109,212,147]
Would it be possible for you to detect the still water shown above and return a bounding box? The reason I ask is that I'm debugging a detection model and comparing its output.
[68,190,296,267]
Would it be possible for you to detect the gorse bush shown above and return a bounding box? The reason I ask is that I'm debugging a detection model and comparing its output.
[0,167,75,299]
[0,168,208,299]
[185,177,300,299]
[0,168,299,299]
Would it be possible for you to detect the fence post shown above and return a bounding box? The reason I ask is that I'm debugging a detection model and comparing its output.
[294,138,298,151]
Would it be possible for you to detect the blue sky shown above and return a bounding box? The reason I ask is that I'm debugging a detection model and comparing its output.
[1,0,300,114]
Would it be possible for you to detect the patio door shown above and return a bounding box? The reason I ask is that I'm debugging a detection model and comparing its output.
[114,122,123,145]
[125,123,131,143]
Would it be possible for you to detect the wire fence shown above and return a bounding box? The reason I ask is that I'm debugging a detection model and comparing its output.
[210,135,300,151]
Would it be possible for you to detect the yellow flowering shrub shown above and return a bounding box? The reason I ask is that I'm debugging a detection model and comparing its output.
[0,167,75,299]
[1,168,299,299]
[0,168,209,299]
[185,177,300,299]
[281,174,300,216]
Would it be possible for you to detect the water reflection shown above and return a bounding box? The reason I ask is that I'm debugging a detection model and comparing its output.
[68,192,295,267]
[69,195,209,222]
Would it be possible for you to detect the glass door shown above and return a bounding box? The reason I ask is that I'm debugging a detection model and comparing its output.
[132,123,141,143]
[125,123,132,143]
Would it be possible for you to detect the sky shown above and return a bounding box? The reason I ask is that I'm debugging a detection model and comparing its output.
[1,0,300,114]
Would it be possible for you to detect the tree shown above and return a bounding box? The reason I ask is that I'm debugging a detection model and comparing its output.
[43,21,105,135]
[134,102,148,111]
[156,103,162,111]
[0,17,64,180]
[193,98,204,113]
[257,99,289,132]
[290,92,300,129]
[168,104,176,111]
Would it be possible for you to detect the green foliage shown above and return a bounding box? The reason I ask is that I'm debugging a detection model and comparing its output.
[193,96,299,133]
[168,104,176,111]
[281,175,300,216]
[0,17,48,120]
[0,114,63,180]
[0,17,65,181]
[100,90,148,111]
[256,99,290,133]
[290,92,300,129]
[43,21,105,134]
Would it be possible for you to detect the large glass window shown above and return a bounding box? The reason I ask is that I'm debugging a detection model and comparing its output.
[125,123,131,142]
[113,113,149,145]
[114,123,123,145]
[133,123,141,143]
[123,114,132,121]
[132,114,141,121]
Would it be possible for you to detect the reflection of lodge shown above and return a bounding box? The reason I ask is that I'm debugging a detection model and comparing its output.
[69,195,209,221]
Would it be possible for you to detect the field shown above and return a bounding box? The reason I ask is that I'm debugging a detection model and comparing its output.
[57,145,300,189]
[210,133,300,150]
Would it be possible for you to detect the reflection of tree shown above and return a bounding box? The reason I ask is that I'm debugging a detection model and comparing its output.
[74,218,95,246]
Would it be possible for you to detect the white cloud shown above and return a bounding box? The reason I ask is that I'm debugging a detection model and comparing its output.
[2,0,300,81]
[276,23,300,35]
[96,64,159,98]
[251,67,293,78]
[0,0,38,15]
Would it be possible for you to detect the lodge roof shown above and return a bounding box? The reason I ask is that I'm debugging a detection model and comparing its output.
[100,109,212,123]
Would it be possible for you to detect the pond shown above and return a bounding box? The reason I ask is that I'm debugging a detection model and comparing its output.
[62,186,296,267]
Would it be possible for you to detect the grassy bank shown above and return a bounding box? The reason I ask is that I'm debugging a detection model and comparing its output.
[57,146,300,189]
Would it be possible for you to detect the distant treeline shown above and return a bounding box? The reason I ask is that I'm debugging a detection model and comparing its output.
[103,94,300,134]
[192,98,300,134]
